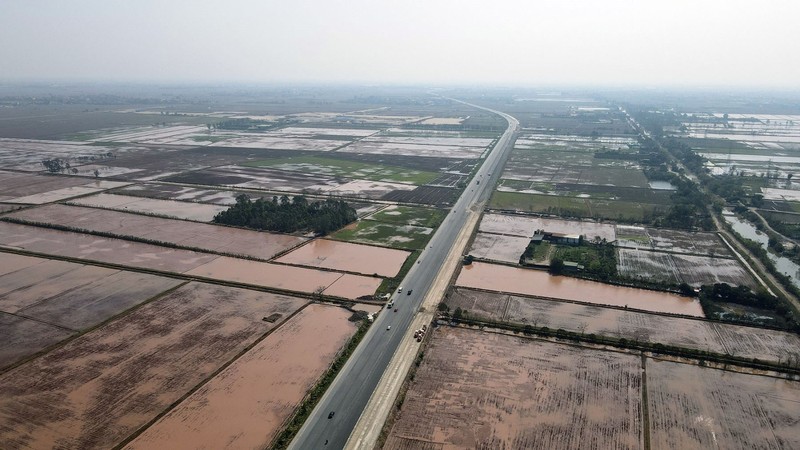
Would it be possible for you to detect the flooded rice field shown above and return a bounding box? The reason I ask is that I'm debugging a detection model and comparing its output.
[616,248,756,288]
[0,170,96,201]
[479,213,617,241]
[447,288,800,364]
[339,141,485,159]
[615,225,732,256]
[385,327,643,449]
[0,312,74,370]
[468,232,530,263]
[0,223,379,299]
[0,255,180,329]
[125,304,356,450]
[215,135,345,151]
[186,256,380,299]
[275,239,409,277]
[117,183,243,205]
[646,359,800,449]
[9,204,307,260]
[457,262,704,317]
[164,165,344,194]
[0,282,308,450]
[68,193,227,221]
[6,180,129,205]
[0,221,219,273]
[361,135,492,147]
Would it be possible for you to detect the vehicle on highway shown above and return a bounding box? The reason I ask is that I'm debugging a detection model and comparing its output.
[387,325,391,330]
[397,286,403,293]
[407,289,413,295]
[328,411,335,419]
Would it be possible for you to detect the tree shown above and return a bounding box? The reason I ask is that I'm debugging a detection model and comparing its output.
[41,159,66,173]
[549,258,564,275]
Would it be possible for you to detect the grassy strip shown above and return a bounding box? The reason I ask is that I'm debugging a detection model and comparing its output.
[270,319,372,449]
[377,250,421,297]
[444,315,800,375]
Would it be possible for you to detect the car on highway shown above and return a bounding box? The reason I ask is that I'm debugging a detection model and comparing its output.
[397,286,403,293]
[328,411,335,419]
[387,325,391,330]
[407,289,413,295]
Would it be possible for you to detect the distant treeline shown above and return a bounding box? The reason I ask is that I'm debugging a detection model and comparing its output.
[213,194,356,235]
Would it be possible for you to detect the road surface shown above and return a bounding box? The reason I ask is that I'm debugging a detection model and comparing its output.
[287,100,518,450]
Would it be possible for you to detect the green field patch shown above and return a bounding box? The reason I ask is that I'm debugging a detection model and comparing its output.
[491,191,591,216]
[490,191,666,222]
[330,220,434,250]
[245,155,438,185]
[368,205,446,227]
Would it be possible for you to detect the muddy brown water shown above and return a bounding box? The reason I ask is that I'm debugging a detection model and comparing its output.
[276,238,409,277]
[125,304,356,450]
[457,262,704,317]
[0,282,308,450]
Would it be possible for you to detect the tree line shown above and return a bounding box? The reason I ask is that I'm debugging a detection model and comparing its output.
[213,194,357,235]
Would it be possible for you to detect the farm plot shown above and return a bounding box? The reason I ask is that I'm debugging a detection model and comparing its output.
[448,287,722,351]
[0,255,180,329]
[269,126,378,138]
[0,221,219,273]
[0,222,378,299]
[0,312,74,370]
[6,180,130,205]
[245,155,440,185]
[367,205,446,227]
[468,233,530,263]
[214,135,346,151]
[0,170,97,201]
[617,227,731,256]
[185,256,380,299]
[339,141,485,159]
[360,135,493,148]
[381,185,459,205]
[501,152,649,188]
[117,183,244,205]
[125,304,357,450]
[68,193,228,221]
[481,213,616,241]
[0,282,308,450]
[646,359,800,449]
[326,179,416,198]
[457,262,704,317]
[163,165,344,194]
[616,248,681,285]
[490,191,664,222]
[384,327,643,450]
[0,138,145,172]
[331,220,433,250]
[8,204,307,260]
[276,239,409,277]
[616,248,755,288]
[671,253,756,287]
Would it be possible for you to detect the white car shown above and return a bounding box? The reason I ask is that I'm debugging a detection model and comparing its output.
[387,326,391,330]
[397,286,403,293]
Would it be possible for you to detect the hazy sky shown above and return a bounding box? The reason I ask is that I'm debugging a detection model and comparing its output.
[1,0,798,88]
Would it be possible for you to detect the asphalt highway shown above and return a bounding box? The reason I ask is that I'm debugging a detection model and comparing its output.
[288,101,519,450]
